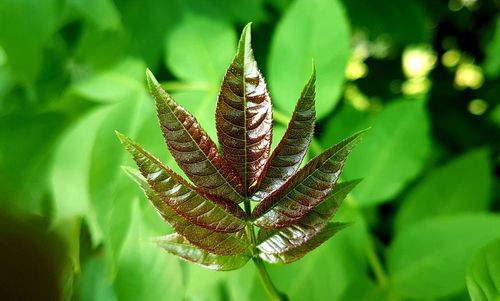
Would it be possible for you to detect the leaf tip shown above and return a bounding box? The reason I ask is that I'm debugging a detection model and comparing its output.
[237,23,253,58]
[145,68,160,91]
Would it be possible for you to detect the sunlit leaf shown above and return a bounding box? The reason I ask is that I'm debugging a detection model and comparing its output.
[68,0,121,31]
[117,133,247,232]
[259,222,348,264]
[253,68,316,200]
[0,0,58,84]
[114,200,184,301]
[147,70,244,203]
[257,180,359,254]
[388,214,500,299]
[268,0,350,119]
[216,23,273,193]
[155,233,251,271]
[122,167,248,255]
[395,148,492,230]
[341,99,431,206]
[252,131,365,228]
[467,239,500,301]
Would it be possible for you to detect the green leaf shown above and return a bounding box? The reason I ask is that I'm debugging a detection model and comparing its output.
[342,99,431,206]
[117,134,247,232]
[268,0,350,119]
[260,222,347,264]
[388,214,500,299]
[164,16,237,139]
[395,148,492,230]
[0,0,58,84]
[75,257,117,301]
[114,199,184,301]
[216,23,273,193]
[146,70,244,203]
[253,68,316,200]
[338,276,387,301]
[256,180,359,254]
[484,17,500,78]
[155,233,251,271]
[467,239,500,301]
[122,167,248,256]
[71,59,146,103]
[165,16,236,85]
[68,0,121,31]
[51,108,109,223]
[252,131,365,228]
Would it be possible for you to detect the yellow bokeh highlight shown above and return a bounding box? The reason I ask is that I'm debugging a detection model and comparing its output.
[402,46,437,79]
[454,63,484,89]
[468,99,488,115]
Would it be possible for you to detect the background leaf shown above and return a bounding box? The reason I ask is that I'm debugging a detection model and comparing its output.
[268,0,350,119]
[466,239,500,301]
[339,99,431,206]
[388,214,500,299]
[395,148,492,230]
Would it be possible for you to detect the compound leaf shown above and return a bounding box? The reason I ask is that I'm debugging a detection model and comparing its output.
[253,68,316,200]
[252,130,365,228]
[259,222,347,264]
[117,133,246,233]
[155,233,251,271]
[122,166,248,255]
[216,23,273,193]
[146,70,244,203]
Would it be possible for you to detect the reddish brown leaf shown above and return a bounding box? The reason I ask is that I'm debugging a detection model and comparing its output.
[216,23,273,194]
[117,132,247,233]
[122,166,249,256]
[256,180,360,254]
[252,67,316,200]
[258,223,348,264]
[252,130,366,228]
[146,70,244,203]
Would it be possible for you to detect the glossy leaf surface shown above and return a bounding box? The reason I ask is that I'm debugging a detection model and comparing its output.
[252,131,364,228]
[257,180,359,254]
[122,166,248,255]
[253,69,316,200]
[216,24,273,193]
[146,70,244,203]
[467,239,500,301]
[156,233,251,271]
[259,222,347,264]
[118,133,246,233]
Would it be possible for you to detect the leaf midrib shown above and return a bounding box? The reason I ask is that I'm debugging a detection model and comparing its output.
[162,93,243,201]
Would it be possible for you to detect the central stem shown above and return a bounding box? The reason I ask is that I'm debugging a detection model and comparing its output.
[243,199,288,301]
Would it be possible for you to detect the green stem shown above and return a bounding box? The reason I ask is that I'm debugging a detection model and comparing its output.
[243,199,287,301]
[253,257,289,301]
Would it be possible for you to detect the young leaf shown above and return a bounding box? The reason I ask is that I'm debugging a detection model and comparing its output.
[256,180,359,254]
[259,222,348,264]
[155,233,251,271]
[117,132,246,233]
[122,166,248,255]
[466,239,500,301]
[252,68,316,200]
[216,23,273,193]
[146,70,244,203]
[252,131,365,228]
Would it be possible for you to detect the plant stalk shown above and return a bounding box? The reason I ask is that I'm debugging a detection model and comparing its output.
[243,199,288,301]
[253,257,289,301]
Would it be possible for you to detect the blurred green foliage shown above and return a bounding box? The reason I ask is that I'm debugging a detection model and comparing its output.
[0,0,499,300]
